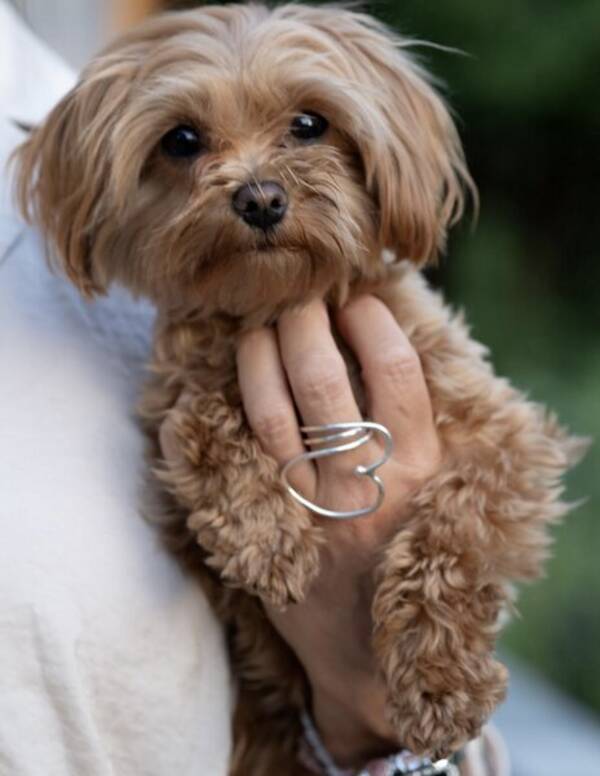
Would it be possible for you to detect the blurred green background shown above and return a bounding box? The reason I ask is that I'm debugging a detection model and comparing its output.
[169,0,600,715]
[367,0,600,717]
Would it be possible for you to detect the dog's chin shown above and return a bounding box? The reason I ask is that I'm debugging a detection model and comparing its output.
[168,240,352,323]
[246,230,310,258]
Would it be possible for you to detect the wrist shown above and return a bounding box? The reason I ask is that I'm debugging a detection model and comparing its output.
[310,677,398,767]
[300,707,462,776]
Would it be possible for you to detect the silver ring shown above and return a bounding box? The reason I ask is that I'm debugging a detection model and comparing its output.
[280,421,394,520]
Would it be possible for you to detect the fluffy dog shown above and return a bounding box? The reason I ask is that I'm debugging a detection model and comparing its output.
[14,3,584,773]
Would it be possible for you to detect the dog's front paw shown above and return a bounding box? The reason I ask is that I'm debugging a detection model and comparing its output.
[157,390,324,606]
[188,494,323,609]
[373,523,509,758]
[219,529,322,608]
[383,648,508,758]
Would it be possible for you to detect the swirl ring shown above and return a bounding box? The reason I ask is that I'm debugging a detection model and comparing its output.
[280,421,393,520]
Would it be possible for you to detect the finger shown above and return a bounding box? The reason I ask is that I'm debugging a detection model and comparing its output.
[237,326,315,494]
[277,299,375,478]
[336,296,439,468]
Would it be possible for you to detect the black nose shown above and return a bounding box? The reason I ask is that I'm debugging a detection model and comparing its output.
[232,181,288,230]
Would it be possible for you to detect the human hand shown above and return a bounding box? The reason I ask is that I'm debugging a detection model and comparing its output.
[237,295,442,767]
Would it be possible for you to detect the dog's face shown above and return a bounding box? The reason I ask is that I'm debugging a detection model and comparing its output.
[16,3,472,318]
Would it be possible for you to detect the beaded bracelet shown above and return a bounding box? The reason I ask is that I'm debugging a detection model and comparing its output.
[299,710,460,776]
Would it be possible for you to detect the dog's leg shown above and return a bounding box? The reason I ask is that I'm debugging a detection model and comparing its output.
[373,413,580,757]
[157,388,322,608]
[143,469,313,776]
[141,458,312,774]
[370,270,585,758]
[372,465,510,758]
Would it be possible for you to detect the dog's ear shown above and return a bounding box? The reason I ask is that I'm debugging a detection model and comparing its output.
[12,64,132,297]
[302,9,476,265]
[367,57,475,266]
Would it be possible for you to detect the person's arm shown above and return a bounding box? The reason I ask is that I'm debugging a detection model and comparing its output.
[237,294,442,769]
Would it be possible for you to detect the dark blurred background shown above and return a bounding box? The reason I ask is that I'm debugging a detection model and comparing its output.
[163,0,600,716]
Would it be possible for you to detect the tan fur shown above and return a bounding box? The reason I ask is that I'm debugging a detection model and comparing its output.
[12,3,585,773]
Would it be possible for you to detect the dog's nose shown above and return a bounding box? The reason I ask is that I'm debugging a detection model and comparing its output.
[232,181,288,230]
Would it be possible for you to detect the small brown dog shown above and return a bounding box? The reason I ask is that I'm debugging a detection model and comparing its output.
[14,3,585,774]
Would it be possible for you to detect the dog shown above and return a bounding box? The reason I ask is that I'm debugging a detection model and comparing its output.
[14,3,585,773]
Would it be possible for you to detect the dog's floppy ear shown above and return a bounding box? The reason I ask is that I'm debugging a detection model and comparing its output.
[366,54,475,265]
[305,9,475,265]
[13,64,131,297]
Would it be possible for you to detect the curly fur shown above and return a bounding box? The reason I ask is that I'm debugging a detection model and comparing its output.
[12,3,585,773]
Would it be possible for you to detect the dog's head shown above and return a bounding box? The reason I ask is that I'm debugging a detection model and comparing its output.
[15,3,472,317]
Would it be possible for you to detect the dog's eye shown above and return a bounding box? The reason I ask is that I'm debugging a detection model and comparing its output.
[290,112,329,141]
[161,125,203,158]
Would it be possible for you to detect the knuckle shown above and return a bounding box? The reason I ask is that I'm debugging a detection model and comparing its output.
[374,347,421,383]
[252,408,294,447]
[320,473,379,514]
[294,356,348,405]
[343,294,374,317]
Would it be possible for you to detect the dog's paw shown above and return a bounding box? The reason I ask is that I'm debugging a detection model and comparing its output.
[385,655,508,758]
[219,532,322,608]
[188,505,323,608]
[373,521,510,759]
